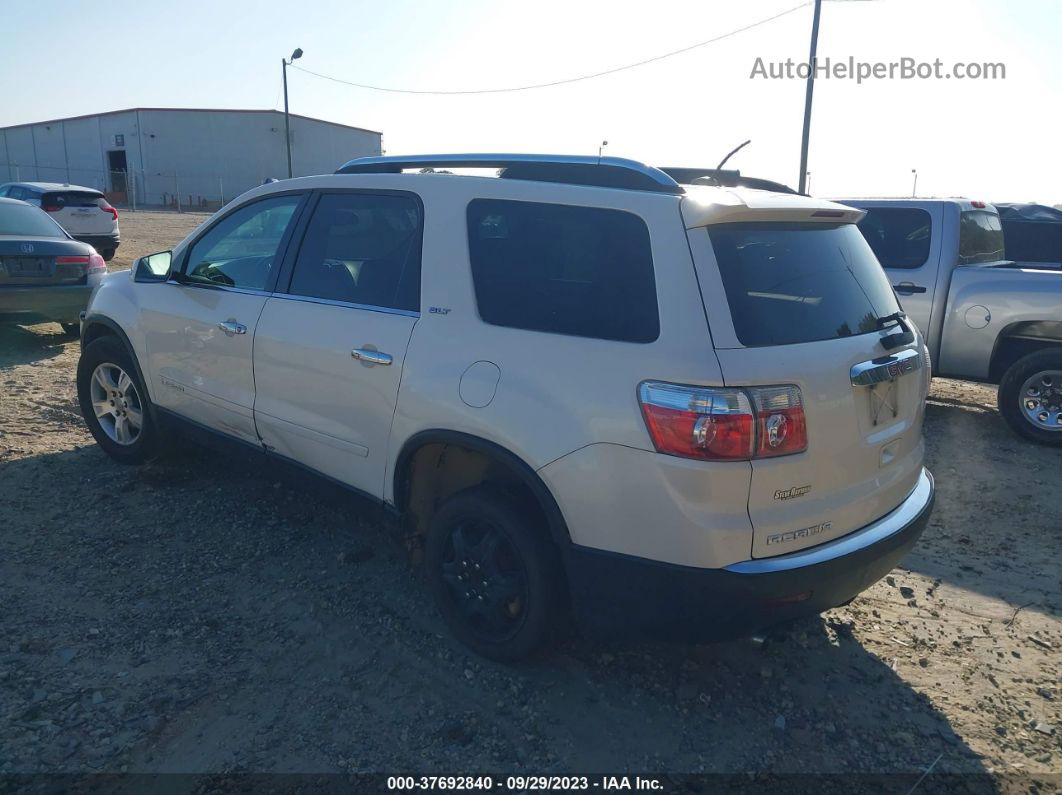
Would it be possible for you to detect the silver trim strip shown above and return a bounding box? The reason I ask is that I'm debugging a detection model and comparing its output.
[335,153,682,192]
[850,348,923,386]
[725,469,934,574]
[267,292,420,318]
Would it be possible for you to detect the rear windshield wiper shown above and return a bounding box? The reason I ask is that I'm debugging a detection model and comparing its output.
[877,311,915,350]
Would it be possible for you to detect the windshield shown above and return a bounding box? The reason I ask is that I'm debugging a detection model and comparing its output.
[707,222,902,347]
[0,203,67,238]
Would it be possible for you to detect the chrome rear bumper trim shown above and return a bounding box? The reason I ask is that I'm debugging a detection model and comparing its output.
[725,468,934,574]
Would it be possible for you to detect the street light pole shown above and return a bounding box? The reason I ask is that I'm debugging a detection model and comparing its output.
[911,169,918,197]
[797,0,822,195]
[282,48,303,179]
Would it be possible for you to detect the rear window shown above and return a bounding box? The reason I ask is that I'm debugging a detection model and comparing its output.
[466,199,659,343]
[42,191,103,209]
[959,209,1005,264]
[0,203,67,237]
[707,222,901,347]
[856,208,931,269]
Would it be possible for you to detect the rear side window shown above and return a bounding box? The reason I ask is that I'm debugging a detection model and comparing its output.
[42,191,103,209]
[288,192,422,312]
[959,209,1005,264]
[707,222,902,347]
[466,199,659,343]
[856,208,931,269]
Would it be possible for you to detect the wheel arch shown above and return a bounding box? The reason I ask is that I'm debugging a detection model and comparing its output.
[392,430,572,547]
[989,321,1062,382]
[80,313,155,406]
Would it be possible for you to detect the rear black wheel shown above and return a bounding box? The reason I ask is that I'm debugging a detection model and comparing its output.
[101,249,116,262]
[60,322,80,337]
[425,487,563,661]
[998,349,1062,446]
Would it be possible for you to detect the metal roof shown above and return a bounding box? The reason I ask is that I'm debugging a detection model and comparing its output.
[0,107,381,136]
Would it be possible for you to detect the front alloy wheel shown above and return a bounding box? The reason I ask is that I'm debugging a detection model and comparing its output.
[89,362,144,446]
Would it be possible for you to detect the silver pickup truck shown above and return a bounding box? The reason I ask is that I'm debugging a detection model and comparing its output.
[841,198,1062,446]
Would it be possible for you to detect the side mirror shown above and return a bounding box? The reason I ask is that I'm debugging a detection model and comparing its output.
[133,251,173,282]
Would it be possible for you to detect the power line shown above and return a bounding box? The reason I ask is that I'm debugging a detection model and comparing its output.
[290,2,812,95]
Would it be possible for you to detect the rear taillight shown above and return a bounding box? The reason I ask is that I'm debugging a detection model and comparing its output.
[55,254,106,274]
[750,385,807,458]
[100,202,118,221]
[42,204,61,212]
[638,381,807,461]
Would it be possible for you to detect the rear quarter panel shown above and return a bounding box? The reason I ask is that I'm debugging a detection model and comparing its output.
[382,174,724,503]
[938,265,1062,380]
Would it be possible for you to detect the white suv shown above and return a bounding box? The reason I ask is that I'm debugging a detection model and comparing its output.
[76,154,935,660]
[0,182,120,260]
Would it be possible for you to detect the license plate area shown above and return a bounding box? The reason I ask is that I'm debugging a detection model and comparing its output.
[4,257,52,276]
[850,348,924,428]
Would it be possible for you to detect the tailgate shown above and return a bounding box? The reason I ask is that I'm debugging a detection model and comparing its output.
[42,191,109,235]
[694,220,929,558]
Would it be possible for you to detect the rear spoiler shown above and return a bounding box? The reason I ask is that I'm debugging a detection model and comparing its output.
[658,167,801,195]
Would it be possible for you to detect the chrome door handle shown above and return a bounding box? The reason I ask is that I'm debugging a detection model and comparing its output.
[218,320,247,335]
[351,348,393,366]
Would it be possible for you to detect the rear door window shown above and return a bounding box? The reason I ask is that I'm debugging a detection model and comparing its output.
[287,192,422,312]
[466,199,659,343]
[856,208,931,269]
[959,209,1005,264]
[707,222,901,347]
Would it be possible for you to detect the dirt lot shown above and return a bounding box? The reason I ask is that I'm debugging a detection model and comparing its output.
[0,212,1059,784]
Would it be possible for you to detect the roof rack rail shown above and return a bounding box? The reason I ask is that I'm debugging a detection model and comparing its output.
[335,154,684,195]
[658,167,800,195]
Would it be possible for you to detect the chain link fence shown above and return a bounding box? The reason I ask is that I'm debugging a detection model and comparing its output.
[1,162,284,213]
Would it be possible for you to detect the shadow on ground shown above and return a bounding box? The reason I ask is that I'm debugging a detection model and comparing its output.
[0,443,994,782]
[0,323,72,368]
[912,395,1061,617]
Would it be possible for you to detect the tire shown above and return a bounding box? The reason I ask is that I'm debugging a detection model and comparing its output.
[77,335,159,464]
[997,349,1062,446]
[425,487,564,661]
[60,323,80,337]
[101,249,116,262]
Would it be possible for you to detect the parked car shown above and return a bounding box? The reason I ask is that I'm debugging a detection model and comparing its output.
[0,197,106,335]
[0,182,120,261]
[78,154,935,659]
[840,198,1062,445]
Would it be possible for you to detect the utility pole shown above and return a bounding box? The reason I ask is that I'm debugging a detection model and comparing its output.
[911,168,918,197]
[283,48,304,179]
[797,0,822,194]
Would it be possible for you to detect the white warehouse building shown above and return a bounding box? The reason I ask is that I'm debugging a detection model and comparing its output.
[0,107,382,209]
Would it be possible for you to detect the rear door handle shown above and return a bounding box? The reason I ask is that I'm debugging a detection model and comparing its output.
[217,320,247,335]
[892,282,927,295]
[351,348,393,366]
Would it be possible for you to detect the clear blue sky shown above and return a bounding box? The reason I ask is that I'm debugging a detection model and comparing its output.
[4,0,1060,202]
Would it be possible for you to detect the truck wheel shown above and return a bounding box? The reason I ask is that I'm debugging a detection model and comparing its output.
[76,336,159,463]
[998,349,1062,446]
[425,487,564,661]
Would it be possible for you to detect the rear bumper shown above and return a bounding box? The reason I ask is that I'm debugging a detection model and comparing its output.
[563,468,935,642]
[72,233,120,251]
[0,284,95,324]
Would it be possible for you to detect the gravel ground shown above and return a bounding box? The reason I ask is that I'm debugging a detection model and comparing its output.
[0,212,1059,784]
